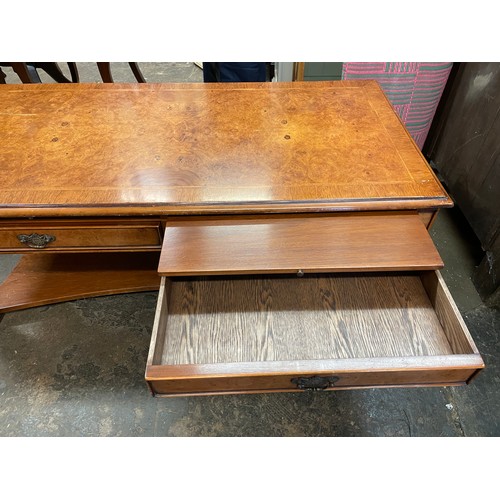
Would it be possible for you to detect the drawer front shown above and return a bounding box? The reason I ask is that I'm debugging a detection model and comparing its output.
[145,272,484,397]
[146,359,481,397]
[0,222,162,252]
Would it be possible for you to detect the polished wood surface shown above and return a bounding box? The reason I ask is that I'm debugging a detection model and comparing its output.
[0,218,162,252]
[159,212,443,276]
[147,360,482,397]
[146,272,483,396]
[0,253,161,313]
[0,81,451,218]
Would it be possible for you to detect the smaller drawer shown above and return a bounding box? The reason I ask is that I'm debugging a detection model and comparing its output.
[0,219,162,252]
[145,271,484,397]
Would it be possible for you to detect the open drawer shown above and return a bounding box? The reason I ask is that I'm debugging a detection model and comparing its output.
[145,213,484,396]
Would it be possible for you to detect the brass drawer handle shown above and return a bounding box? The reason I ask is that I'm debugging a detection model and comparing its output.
[17,233,56,249]
[291,375,339,391]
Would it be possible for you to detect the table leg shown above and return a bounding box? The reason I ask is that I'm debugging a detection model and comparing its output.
[10,63,41,83]
[129,62,146,82]
[97,62,114,83]
[33,62,73,83]
[97,62,146,83]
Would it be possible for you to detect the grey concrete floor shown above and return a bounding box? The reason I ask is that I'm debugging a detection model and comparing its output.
[0,63,498,436]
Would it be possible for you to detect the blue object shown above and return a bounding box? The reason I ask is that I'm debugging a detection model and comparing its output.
[203,62,267,82]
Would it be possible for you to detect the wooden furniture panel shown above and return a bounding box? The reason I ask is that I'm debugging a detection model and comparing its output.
[147,362,480,397]
[0,81,451,218]
[0,219,162,252]
[145,272,483,396]
[0,253,161,313]
[418,210,437,229]
[159,212,443,276]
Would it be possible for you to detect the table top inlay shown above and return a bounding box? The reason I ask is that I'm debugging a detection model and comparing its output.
[0,81,450,217]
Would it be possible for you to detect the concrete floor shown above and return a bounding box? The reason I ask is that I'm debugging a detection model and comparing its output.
[0,63,498,436]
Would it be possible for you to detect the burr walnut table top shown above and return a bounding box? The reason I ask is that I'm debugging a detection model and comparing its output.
[0,80,450,218]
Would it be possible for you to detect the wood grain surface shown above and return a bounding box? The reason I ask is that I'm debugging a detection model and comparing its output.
[158,212,443,275]
[421,270,481,355]
[157,273,455,366]
[0,81,451,217]
[0,253,161,312]
[0,224,161,252]
[146,354,483,396]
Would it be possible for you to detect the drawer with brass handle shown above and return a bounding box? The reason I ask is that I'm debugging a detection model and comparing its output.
[146,271,483,397]
[145,213,484,397]
[0,218,162,252]
[17,232,57,249]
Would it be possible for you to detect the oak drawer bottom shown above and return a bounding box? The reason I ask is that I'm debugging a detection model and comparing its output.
[146,272,484,396]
